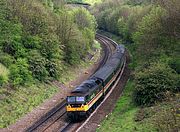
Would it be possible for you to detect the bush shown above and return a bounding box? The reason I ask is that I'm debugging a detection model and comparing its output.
[133,62,178,106]
[40,34,62,60]
[22,35,42,49]
[64,42,81,65]
[28,50,48,81]
[45,59,62,79]
[0,53,15,68]
[9,58,33,86]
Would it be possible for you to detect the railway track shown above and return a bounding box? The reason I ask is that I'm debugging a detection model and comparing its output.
[25,34,117,132]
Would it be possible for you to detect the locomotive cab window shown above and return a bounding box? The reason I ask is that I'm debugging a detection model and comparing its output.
[76,96,85,102]
[67,96,85,104]
[67,96,76,103]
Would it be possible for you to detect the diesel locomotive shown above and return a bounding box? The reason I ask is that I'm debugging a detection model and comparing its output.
[66,44,125,120]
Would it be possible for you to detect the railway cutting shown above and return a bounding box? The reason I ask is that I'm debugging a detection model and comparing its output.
[25,34,117,132]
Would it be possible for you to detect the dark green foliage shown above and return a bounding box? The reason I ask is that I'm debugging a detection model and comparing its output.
[28,50,48,81]
[169,57,180,74]
[22,35,42,49]
[45,59,60,79]
[0,21,23,56]
[9,58,33,86]
[133,62,179,106]
[40,35,61,59]
[0,52,15,68]
[64,42,81,65]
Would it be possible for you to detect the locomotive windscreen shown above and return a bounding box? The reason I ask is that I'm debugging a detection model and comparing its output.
[67,96,85,103]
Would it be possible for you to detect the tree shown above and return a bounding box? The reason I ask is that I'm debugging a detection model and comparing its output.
[133,6,166,59]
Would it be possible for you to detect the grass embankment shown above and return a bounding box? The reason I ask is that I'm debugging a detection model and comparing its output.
[0,41,101,128]
[0,83,57,128]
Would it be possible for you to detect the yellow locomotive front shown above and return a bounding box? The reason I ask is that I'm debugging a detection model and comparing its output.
[66,96,89,120]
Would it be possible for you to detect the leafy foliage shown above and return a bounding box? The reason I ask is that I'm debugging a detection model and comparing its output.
[28,50,48,81]
[93,0,180,106]
[133,62,179,106]
[0,52,15,68]
[9,58,33,86]
[133,6,167,58]
[0,0,96,85]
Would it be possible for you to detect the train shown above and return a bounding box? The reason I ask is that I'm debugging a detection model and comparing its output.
[66,44,126,121]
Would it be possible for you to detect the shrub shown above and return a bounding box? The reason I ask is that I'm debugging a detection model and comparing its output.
[28,50,48,81]
[22,35,42,49]
[45,59,62,79]
[40,34,62,60]
[64,42,81,65]
[0,52,15,68]
[133,62,178,106]
[9,58,33,86]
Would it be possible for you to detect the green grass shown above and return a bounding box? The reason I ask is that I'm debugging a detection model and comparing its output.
[0,83,58,128]
[97,80,156,132]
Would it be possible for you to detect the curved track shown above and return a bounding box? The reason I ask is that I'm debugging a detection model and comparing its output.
[25,34,117,132]
[59,35,127,132]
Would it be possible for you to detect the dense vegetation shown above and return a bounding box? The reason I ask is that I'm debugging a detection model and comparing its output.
[93,0,179,105]
[0,0,96,86]
[0,0,97,128]
[92,0,179,131]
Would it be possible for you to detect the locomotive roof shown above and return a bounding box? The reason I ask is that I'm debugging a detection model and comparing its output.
[71,78,102,96]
